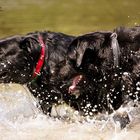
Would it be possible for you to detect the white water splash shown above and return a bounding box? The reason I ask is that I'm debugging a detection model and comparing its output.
[0,84,140,140]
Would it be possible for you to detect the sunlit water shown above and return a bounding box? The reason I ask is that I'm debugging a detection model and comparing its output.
[0,84,139,140]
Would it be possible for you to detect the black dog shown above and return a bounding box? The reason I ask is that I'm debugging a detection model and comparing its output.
[0,27,139,116]
[67,26,140,116]
[0,31,80,114]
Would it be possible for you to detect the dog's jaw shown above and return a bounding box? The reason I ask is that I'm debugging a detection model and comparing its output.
[68,75,83,94]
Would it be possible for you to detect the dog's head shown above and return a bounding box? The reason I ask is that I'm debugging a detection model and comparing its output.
[68,32,112,67]
[67,32,113,93]
[65,31,127,114]
[0,35,40,84]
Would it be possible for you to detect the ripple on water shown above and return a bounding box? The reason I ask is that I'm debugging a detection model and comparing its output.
[0,84,139,140]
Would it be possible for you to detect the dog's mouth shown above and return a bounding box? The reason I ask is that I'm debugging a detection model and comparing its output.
[68,75,83,95]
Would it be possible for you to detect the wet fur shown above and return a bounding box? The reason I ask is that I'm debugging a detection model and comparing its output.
[0,32,76,114]
[67,26,140,115]
[0,27,139,116]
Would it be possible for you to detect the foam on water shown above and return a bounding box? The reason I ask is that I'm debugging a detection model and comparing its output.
[0,84,140,140]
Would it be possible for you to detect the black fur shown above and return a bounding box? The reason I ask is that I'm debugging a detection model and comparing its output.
[67,26,140,115]
[0,31,77,114]
[0,27,139,116]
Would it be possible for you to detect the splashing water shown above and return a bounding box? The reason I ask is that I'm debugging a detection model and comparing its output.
[0,84,140,140]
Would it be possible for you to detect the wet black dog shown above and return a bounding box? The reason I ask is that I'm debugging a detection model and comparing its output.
[0,27,139,116]
[0,31,79,113]
[67,26,140,115]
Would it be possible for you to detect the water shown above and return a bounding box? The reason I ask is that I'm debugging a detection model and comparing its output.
[0,84,139,140]
[0,0,140,37]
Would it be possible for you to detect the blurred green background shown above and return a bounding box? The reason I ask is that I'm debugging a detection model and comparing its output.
[0,0,140,38]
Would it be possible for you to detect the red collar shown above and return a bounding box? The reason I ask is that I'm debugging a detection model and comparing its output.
[32,35,46,78]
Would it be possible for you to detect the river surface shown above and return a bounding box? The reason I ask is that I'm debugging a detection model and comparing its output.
[0,0,140,139]
[0,0,140,37]
[0,84,139,140]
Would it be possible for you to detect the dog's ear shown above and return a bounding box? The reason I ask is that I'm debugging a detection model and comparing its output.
[68,33,107,67]
[20,36,41,57]
[68,38,90,67]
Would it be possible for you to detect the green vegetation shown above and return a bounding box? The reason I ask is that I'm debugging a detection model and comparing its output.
[0,0,140,37]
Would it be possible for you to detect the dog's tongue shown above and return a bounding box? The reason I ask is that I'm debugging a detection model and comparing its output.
[68,75,83,93]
